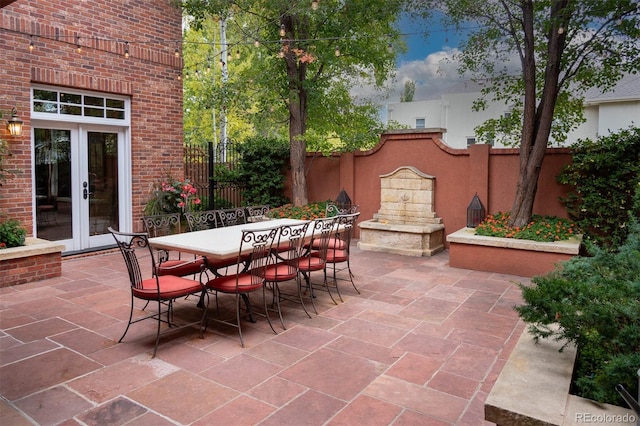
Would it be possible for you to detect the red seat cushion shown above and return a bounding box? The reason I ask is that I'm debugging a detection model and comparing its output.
[326,249,348,263]
[294,253,325,272]
[206,273,263,293]
[132,275,203,300]
[311,237,346,250]
[263,262,298,282]
[157,258,205,277]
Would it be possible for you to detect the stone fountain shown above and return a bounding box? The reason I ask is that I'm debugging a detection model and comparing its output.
[358,166,445,257]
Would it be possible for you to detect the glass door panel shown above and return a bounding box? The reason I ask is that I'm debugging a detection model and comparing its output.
[34,129,73,241]
[87,131,119,241]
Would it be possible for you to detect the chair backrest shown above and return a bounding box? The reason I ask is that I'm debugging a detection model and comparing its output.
[274,221,311,266]
[310,216,339,260]
[109,227,155,289]
[325,203,359,217]
[141,213,182,237]
[333,212,360,255]
[184,210,218,232]
[246,205,270,222]
[217,207,247,227]
[237,226,280,288]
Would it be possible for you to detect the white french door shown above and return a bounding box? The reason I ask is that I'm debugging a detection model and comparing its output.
[34,124,130,253]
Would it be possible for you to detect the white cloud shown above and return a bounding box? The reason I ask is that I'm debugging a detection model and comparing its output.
[350,47,468,105]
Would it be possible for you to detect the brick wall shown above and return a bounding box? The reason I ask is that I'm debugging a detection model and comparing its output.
[1,252,61,287]
[0,1,184,234]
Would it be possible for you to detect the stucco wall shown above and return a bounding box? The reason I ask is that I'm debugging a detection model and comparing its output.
[297,129,572,243]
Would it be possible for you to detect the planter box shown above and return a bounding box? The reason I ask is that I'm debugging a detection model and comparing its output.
[485,328,636,425]
[446,227,581,277]
[0,237,65,287]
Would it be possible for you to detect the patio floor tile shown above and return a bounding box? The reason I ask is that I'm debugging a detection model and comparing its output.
[0,246,528,425]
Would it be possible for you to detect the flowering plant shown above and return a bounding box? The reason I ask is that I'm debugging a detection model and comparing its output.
[0,218,27,248]
[475,211,576,242]
[144,178,201,215]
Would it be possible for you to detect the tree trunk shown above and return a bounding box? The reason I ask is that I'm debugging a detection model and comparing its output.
[508,0,569,228]
[285,40,308,206]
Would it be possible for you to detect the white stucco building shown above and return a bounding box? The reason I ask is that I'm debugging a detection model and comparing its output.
[385,74,639,149]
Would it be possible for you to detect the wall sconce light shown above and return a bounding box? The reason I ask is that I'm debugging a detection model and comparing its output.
[466,193,486,228]
[5,108,24,136]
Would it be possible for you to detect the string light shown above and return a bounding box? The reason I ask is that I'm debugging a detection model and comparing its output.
[124,41,129,58]
[76,36,82,53]
[254,39,260,47]
[280,24,286,37]
[235,49,240,59]
[311,0,319,11]
[29,35,34,51]
[334,46,340,56]
[175,44,180,58]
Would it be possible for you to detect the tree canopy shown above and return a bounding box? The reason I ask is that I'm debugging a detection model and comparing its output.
[407,0,640,227]
[181,0,407,205]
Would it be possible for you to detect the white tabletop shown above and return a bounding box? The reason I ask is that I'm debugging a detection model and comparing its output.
[148,218,308,261]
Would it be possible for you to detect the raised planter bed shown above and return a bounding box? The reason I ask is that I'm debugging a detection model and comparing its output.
[446,227,581,277]
[0,237,65,287]
[485,328,637,425]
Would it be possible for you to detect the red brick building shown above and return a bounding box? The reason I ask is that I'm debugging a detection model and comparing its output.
[1,0,184,254]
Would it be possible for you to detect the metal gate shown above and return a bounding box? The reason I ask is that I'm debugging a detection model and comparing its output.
[184,138,245,209]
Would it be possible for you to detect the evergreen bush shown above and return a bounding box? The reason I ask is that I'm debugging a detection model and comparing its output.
[236,136,290,207]
[515,218,640,406]
[558,127,640,250]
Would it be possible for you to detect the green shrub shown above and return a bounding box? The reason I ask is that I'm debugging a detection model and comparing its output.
[558,127,640,250]
[515,221,640,406]
[236,136,290,207]
[0,219,27,248]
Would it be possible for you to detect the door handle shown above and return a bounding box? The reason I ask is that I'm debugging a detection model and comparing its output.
[83,181,88,200]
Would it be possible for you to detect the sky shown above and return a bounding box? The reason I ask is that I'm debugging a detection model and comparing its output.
[351,13,471,104]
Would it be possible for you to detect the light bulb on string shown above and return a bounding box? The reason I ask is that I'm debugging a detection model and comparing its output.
[278,47,285,58]
[311,0,319,10]
[235,49,240,59]
[29,35,34,51]
[334,46,340,56]
[76,36,82,53]
[254,39,260,47]
[175,46,180,58]
[124,41,129,58]
[280,24,286,37]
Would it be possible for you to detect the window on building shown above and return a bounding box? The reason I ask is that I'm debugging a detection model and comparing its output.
[415,118,426,129]
[466,137,476,146]
[33,88,126,120]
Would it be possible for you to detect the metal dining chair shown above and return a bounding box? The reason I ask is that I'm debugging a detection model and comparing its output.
[203,226,280,347]
[295,216,339,313]
[141,213,207,278]
[183,210,218,231]
[216,207,247,227]
[262,221,311,329]
[109,227,208,358]
[326,212,361,301]
[246,205,270,222]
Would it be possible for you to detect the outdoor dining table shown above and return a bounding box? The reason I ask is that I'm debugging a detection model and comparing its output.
[148,217,310,320]
[147,218,309,262]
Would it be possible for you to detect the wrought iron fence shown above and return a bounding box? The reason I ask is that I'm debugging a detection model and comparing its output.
[184,138,245,209]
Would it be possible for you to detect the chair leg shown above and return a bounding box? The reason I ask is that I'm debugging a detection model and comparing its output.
[332,264,344,302]
[295,276,313,319]
[347,259,360,294]
[264,284,286,330]
[152,299,162,358]
[236,294,245,348]
[298,272,317,315]
[324,268,339,305]
[118,294,135,343]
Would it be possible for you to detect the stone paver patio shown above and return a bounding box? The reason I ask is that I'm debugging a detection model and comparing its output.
[0,242,528,425]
